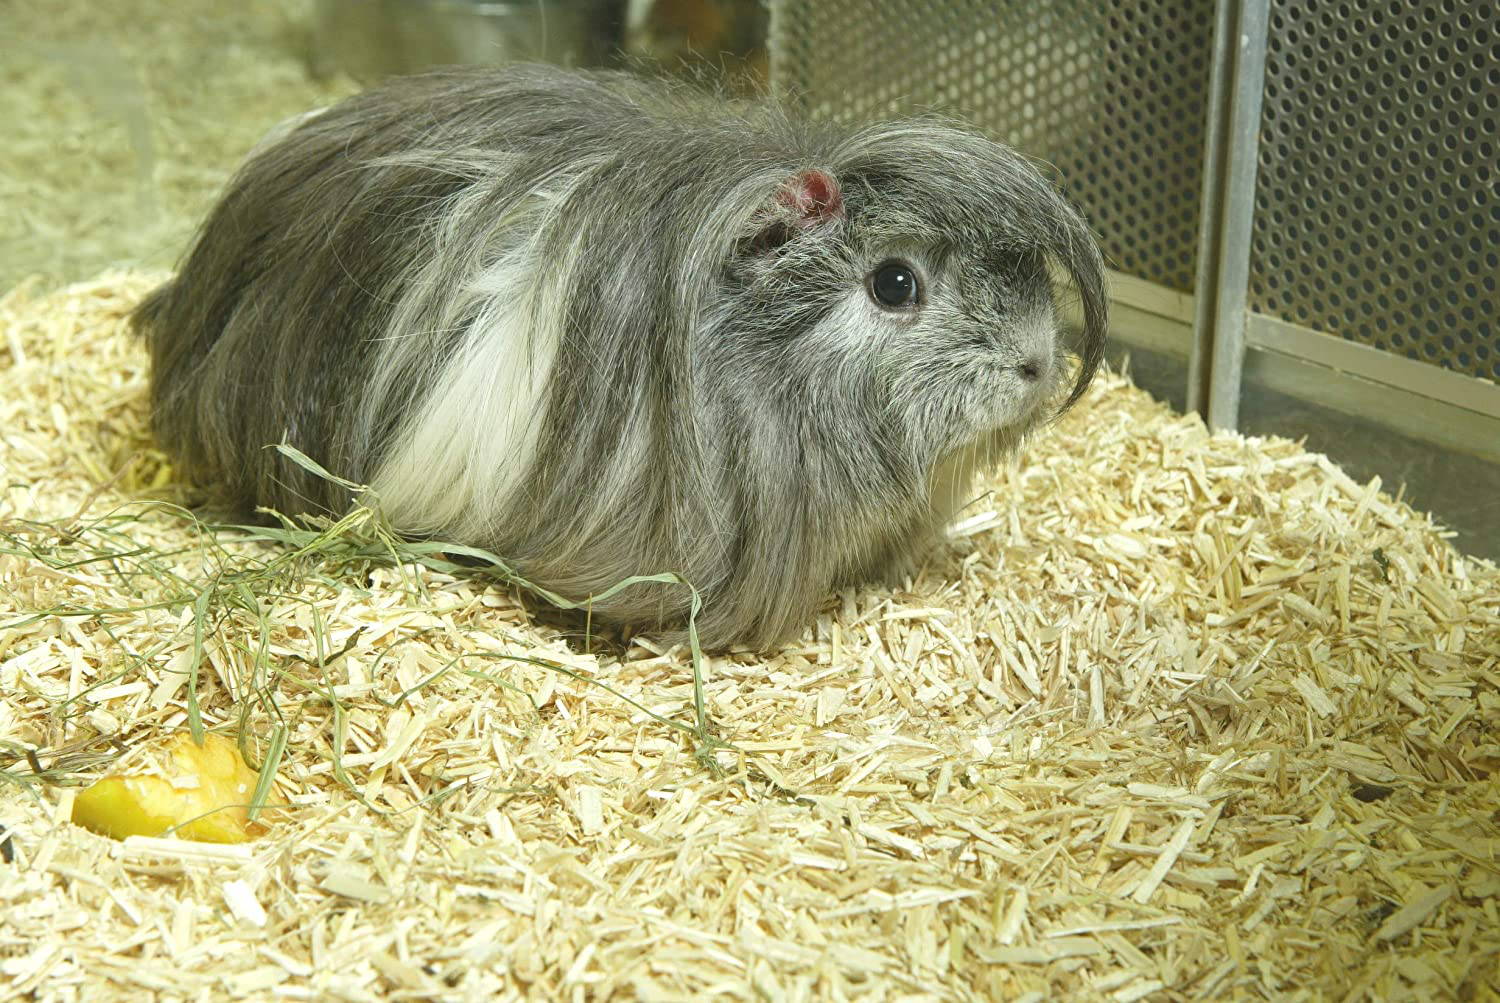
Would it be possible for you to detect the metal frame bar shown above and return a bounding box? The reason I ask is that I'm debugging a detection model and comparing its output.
[1107,270,1194,326]
[1241,341,1500,467]
[1087,275,1500,462]
[1186,0,1233,414]
[1188,0,1271,430]
[1245,314,1500,422]
[1108,270,1500,424]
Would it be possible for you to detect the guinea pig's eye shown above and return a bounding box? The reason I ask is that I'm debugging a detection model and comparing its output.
[868,260,920,309]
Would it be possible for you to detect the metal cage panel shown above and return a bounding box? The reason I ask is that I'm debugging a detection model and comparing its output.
[770,0,1216,293]
[770,0,1500,557]
[1249,0,1500,382]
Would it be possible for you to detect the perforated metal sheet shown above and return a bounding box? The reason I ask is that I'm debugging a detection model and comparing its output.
[1250,0,1500,382]
[770,1,1215,293]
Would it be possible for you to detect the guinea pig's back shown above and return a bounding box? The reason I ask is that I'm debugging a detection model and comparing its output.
[133,65,758,519]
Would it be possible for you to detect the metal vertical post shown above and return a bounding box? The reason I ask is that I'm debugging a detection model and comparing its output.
[1188,0,1271,430]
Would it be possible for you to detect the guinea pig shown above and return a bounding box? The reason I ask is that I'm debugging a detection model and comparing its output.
[133,64,1107,650]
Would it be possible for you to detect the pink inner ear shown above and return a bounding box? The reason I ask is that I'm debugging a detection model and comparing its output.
[777,169,844,226]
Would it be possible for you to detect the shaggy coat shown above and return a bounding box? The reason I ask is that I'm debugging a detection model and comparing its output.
[134,65,1107,648]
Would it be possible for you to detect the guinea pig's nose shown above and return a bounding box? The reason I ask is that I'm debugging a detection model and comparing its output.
[1018,357,1045,382]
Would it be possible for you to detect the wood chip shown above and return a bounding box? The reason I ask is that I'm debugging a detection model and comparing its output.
[1130,819,1196,904]
[2,268,1496,1000]
[1374,885,1454,943]
[221,879,267,928]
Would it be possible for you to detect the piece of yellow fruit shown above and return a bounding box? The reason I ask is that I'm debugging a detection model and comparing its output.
[72,732,286,843]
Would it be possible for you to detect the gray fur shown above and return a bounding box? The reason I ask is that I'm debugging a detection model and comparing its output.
[133,64,1107,649]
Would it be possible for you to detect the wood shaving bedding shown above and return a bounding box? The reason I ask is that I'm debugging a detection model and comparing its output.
[1,274,1496,1001]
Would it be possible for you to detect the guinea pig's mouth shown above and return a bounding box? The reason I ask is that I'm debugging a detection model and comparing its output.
[975,355,1069,440]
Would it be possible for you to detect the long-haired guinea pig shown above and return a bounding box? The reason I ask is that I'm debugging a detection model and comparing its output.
[133,64,1107,649]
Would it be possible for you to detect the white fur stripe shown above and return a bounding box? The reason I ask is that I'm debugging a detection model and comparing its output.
[369,249,558,537]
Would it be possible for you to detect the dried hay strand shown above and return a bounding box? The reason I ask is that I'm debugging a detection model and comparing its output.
[1,273,1498,1002]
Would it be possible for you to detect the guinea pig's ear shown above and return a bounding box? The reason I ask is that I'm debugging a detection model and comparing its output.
[746,168,845,254]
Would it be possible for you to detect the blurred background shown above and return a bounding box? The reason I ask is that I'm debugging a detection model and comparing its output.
[0,0,767,291]
[3,0,1497,559]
